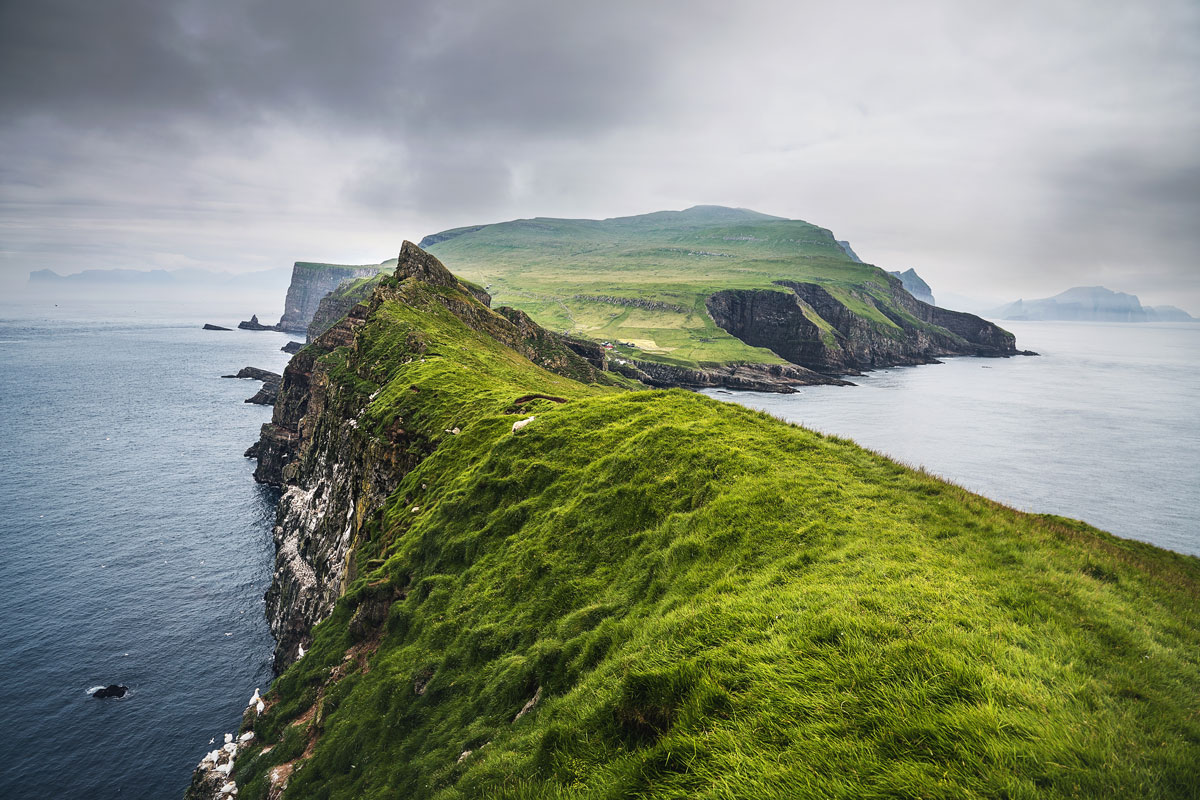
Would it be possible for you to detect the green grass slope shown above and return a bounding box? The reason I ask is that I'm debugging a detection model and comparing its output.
[422,206,927,368]
[224,266,1200,800]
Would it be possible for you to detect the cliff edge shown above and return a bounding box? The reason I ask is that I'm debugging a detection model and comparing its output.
[194,242,1200,800]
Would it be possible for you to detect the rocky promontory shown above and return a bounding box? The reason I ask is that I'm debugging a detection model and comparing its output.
[245,242,614,673]
[223,366,282,405]
[705,276,1031,374]
[190,239,1200,800]
[236,260,394,336]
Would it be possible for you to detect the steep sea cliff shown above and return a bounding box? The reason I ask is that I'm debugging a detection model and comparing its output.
[705,275,1026,374]
[187,244,1199,799]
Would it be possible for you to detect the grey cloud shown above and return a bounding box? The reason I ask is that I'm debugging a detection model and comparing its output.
[2,0,1199,310]
[1,0,686,135]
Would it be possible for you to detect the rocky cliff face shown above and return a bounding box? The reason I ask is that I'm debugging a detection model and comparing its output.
[706,276,1026,374]
[888,268,935,305]
[615,357,850,391]
[276,262,390,334]
[305,274,385,342]
[246,242,610,673]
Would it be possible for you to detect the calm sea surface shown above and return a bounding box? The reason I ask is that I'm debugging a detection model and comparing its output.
[0,311,1196,798]
[704,320,1200,557]
[0,305,292,798]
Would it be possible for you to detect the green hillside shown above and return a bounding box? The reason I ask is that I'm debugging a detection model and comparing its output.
[422,206,955,369]
[217,250,1200,800]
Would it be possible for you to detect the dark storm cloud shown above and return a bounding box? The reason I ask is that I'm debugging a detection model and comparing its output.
[2,0,1198,309]
[0,0,679,133]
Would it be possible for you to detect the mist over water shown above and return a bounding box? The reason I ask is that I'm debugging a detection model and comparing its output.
[705,321,1200,556]
[0,303,294,798]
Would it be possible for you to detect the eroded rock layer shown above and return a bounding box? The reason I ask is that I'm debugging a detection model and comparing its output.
[706,275,1028,374]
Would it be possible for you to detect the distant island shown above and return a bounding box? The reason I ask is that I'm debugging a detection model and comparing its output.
[413,205,1029,391]
[993,286,1196,322]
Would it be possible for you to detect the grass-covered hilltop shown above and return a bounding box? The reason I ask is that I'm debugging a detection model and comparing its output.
[188,243,1200,800]
[420,206,1029,386]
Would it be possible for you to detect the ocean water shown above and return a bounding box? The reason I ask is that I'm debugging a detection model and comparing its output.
[0,306,294,798]
[704,320,1200,556]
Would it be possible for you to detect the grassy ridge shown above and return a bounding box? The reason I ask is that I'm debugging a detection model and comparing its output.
[227,273,1200,799]
[423,206,922,367]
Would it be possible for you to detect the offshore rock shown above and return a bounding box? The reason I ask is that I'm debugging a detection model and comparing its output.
[223,366,280,382]
[92,684,127,699]
[281,341,304,354]
[202,323,231,331]
[237,314,275,332]
[223,367,282,405]
[245,383,279,405]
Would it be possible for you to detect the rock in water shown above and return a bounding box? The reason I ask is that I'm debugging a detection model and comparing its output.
[282,341,304,354]
[202,323,232,331]
[222,366,281,383]
[246,381,280,405]
[221,366,283,405]
[92,684,127,698]
[237,314,276,331]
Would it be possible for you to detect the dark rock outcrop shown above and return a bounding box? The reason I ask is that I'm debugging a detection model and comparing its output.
[706,277,1030,375]
[237,315,275,331]
[223,366,279,382]
[202,323,231,331]
[282,341,305,354]
[245,384,279,405]
[560,336,608,371]
[616,358,850,392]
[223,367,282,405]
[92,684,127,699]
[306,275,385,342]
[573,294,689,314]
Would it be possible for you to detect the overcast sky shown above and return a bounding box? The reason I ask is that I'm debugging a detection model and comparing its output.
[2,0,1198,309]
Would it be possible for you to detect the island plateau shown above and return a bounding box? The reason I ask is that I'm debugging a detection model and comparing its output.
[187,242,1200,800]
[416,206,1030,388]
